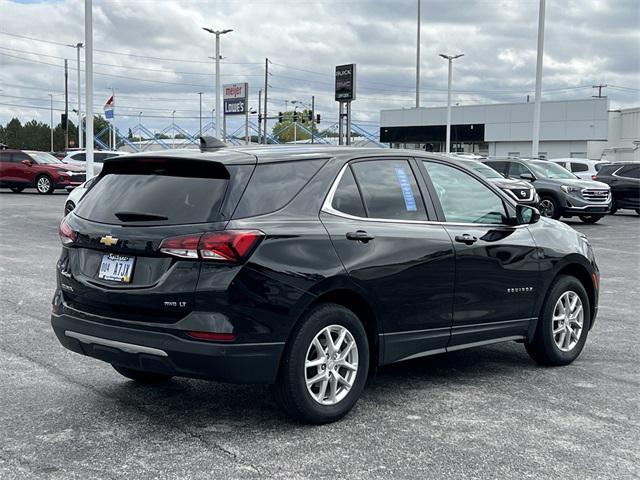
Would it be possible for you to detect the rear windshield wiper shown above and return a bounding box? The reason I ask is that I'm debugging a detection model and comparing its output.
[114,211,169,222]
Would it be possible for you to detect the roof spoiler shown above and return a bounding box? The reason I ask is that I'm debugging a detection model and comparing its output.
[200,136,227,152]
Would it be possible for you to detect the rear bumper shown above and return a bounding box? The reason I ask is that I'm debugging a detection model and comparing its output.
[51,312,285,384]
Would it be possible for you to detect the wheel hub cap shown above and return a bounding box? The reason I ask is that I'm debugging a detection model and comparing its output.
[552,291,584,352]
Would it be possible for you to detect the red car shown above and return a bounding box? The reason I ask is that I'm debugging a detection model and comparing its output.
[0,150,86,194]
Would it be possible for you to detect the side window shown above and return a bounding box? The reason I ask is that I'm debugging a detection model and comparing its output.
[74,153,87,162]
[423,161,507,225]
[0,152,11,162]
[508,162,532,178]
[570,162,588,173]
[233,159,326,218]
[619,165,640,179]
[351,160,427,221]
[485,161,508,175]
[331,167,366,218]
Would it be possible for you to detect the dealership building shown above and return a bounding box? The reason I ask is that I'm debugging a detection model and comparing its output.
[379,98,639,161]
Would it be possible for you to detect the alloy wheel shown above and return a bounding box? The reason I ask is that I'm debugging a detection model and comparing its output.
[539,199,555,218]
[552,291,584,352]
[37,176,51,193]
[305,324,359,405]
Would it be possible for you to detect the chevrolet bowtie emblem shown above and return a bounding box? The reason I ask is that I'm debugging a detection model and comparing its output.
[100,235,118,246]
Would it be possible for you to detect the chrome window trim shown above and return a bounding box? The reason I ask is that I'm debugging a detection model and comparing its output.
[321,162,530,229]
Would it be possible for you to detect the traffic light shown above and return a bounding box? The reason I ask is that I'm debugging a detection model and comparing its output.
[258,114,262,123]
[278,112,284,123]
[316,114,321,124]
[307,111,313,122]
[292,111,298,123]
[61,113,68,129]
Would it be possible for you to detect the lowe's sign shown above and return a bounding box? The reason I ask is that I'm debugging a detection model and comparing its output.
[223,83,248,115]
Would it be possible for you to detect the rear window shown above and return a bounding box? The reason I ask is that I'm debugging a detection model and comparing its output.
[232,159,326,218]
[75,160,251,225]
[570,162,588,173]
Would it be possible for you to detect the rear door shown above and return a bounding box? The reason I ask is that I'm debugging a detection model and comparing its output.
[419,159,539,349]
[62,156,255,322]
[320,158,455,364]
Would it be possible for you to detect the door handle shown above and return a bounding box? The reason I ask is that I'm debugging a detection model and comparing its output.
[454,234,478,245]
[346,230,375,243]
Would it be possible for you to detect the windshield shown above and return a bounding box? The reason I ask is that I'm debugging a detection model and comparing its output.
[529,161,577,179]
[27,151,64,164]
[461,160,503,179]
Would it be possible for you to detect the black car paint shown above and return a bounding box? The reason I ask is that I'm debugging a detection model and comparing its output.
[594,163,640,211]
[51,148,599,384]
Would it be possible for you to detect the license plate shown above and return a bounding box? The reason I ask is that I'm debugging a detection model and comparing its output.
[98,253,135,283]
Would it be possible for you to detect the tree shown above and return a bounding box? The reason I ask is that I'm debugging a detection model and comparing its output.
[271,109,314,143]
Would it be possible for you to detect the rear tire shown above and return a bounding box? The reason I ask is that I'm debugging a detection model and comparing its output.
[10,187,24,193]
[273,303,369,424]
[538,196,560,219]
[525,275,590,366]
[579,214,603,224]
[112,365,173,383]
[35,175,54,194]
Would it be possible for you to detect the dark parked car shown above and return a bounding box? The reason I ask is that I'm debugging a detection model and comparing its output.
[0,149,86,194]
[593,162,640,215]
[484,158,610,223]
[456,158,539,207]
[52,148,600,423]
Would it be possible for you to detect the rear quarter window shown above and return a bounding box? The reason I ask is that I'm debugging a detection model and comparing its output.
[232,159,327,218]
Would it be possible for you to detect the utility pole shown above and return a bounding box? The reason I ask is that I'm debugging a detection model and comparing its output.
[532,0,546,158]
[198,92,203,135]
[48,94,54,152]
[439,53,464,154]
[64,58,69,150]
[263,58,269,144]
[72,43,83,148]
[202,27,233,139]
[416,0,421,108]
[258,89,262,144]
[85,0,94,178]
[592,84,607,98]
[311,95,315,144]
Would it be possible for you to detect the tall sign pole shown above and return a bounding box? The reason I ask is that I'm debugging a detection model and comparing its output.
[416,0,421,108]
[263,58,269,144]
[335,64,356,146]
[532,0,546,158]
[84,0,94,178]
[258,89,262,144]
[64,59,69,150]
[76,43,83,148]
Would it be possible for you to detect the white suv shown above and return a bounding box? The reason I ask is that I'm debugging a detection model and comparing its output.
[550,158,609,180]
[62,150,124,175]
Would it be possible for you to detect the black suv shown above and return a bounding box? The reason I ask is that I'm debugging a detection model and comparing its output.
[593,162,640,215]
[484,158,611,223]
[52,147,600,423]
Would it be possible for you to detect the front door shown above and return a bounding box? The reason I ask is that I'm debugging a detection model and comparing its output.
[320,158,455,364]
[420,160,540,349]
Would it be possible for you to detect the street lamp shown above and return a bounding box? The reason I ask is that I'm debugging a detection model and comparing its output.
[202,27,233,140]
[67,43,84,148]
[439,53,464,154]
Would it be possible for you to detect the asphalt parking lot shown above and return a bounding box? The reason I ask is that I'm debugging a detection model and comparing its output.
[0,190,638,480]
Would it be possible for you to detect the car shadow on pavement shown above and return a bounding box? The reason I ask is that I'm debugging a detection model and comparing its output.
[97,341,539,429]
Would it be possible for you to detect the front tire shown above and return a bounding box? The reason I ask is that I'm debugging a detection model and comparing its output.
[538,196,560,219]
[35,175,54,194]
[526,275,590,366]
[579,214,603,224]
[112,365,173,383]
[273,303,369,424]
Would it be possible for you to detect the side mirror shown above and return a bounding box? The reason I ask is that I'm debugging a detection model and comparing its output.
[520,172,535,181]
[516,204,540,225]
[21,159,33,167]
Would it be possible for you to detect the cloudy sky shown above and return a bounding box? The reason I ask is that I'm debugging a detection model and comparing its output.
[1,0,638,139]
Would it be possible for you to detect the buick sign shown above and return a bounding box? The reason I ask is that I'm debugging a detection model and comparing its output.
[335,64,356,102]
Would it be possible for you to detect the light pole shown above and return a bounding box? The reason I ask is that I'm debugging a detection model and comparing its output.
[68,43,83,148]
[171,110,176,149]
[197,92,203,135]
[48,93,54,152]
[416,0,421,107]
[211,108,215,135]
[202,27,233,139]
[439,53,464,154]
[84,0,94,178]
[532,0,546,158]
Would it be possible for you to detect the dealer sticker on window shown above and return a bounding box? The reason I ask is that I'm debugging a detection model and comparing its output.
[394,166,417,212]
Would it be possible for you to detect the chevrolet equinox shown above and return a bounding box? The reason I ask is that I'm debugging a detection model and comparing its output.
[52,146,600,424]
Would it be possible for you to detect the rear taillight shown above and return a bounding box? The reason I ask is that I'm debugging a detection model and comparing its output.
[592,175,598,180]
[159,230,264,262]
[59,217,76,245]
